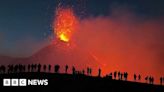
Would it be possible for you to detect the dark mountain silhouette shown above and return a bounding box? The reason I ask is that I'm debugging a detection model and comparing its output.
[0,41,99,73]
[29,41,99,73]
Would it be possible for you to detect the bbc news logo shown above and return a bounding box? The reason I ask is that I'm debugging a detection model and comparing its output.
[3,79,48,86]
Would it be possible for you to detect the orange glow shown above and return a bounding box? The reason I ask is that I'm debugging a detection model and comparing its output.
[54,8,77,43]
[59,33,69,42]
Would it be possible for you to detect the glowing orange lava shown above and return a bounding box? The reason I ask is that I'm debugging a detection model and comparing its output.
[54,8,77,43]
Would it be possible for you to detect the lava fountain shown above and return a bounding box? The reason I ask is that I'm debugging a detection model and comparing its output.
[47,7,99,75]
[53,8,78,43]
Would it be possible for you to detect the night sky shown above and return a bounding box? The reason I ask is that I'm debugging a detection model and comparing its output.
[0,0,164,57]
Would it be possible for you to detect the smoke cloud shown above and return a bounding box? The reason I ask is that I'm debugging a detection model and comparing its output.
[73,9,164,83]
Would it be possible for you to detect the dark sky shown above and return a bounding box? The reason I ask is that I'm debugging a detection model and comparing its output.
[0,0,164,57]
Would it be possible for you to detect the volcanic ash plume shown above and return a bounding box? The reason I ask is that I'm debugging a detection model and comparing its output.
[73,13,164,83]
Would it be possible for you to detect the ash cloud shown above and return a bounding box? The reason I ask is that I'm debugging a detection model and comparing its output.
[73,8,164,83]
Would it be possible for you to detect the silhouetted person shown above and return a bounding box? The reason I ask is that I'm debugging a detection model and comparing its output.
[82,70,85,75]
[3,65,6,73]
[145,76,148,83]
[121,73,123,80]
[89,68,92,76]
[28,64,30,72]
[124,72,128,81]
[38,64,41,72]
[160,77,163,85]
[43,65,47,72]
[48,64,51,72]
[22,65,25,72]
[14,65,18,73]
[109,73,113,79]
[31,64,34,72]
[65,65,68,74]
[149,76,154,84]
[98,68,101,77]
[0,65,6,74]
[18,64,22,73]
[134,74,137,81]
[17,65,20,72]
[149,76,151,84]
[114,71,117,79]
[20,64,24,72]
[72,66,76,75]
[152,77,154,84]
[8,64,13,73]
[33,64,37,72]
[54,65,60,73]
[87,67,90,76]
[138,74,141,81]
[0,66,2,73]
[118,71,121,80]
[7,65,10,73]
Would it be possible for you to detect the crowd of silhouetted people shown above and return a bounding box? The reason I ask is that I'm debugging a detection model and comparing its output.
[105,71,157,85]
[0,64,92,76]
[145,76,155,84]
[0,64,163,85]
[105,71,128,81]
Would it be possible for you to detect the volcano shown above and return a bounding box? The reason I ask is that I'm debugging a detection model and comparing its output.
[29,41,99,74]
[0,41,99,75]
